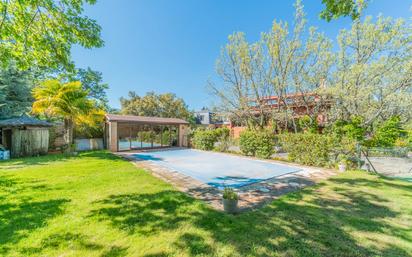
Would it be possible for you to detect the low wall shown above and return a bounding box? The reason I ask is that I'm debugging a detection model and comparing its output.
[75,138,104,151]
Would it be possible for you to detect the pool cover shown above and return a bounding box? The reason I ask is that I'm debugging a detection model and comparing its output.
[133,149,301,188]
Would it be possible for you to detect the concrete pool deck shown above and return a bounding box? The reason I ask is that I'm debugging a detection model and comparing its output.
[116,148,343,212]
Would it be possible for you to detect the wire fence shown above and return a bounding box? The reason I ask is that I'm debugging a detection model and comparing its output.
[360,147,412,176]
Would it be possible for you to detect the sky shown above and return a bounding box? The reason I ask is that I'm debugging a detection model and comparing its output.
[71,0,412,111]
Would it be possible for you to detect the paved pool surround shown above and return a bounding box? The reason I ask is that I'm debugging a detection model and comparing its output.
[117,148,342,211]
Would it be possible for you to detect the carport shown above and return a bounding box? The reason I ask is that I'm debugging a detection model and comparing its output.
[104,114,189,152]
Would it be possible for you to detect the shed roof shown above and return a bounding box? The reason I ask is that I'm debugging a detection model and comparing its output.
[105,114,189,125]
[0,115,53,128]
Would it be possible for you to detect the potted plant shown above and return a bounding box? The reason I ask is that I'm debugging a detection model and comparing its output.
[222,187,239,214]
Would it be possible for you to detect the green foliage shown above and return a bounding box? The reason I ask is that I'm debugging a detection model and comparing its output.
[192,129,218,151]
[328,117,365,141]
[61,67,109,109]
[1,152,412,256]
[32,79,97,145]
[278,133,333,166]
[0,0,103,69]
[213,127,231,152]
[239,130,258,156]
[0,66,35,118]
[255,130,275,159]
[120,91,192,121]
[278,132,357,167]
[222,187,238,200]
[298,115,318,133]
[373,116,406,147]
[239,130,274,159]
[320,0,367,21]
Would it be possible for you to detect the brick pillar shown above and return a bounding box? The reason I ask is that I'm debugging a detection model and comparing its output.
[178,124,188,147]
[109,121,118,152]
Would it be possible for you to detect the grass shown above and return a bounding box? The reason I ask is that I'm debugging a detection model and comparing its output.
[1,151,412,257]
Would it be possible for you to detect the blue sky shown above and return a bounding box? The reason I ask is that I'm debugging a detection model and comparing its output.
[71,0,411,111]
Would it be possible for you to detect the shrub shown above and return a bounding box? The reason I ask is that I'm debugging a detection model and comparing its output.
[278,133,333,166]
[328,116,365,141]
[373,116,406,147]
[239,130,258,156]
[255,130,275,159]
[192,129,217,150]
[239,129,274,159]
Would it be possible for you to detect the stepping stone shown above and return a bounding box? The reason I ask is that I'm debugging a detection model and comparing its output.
[257,187,270,193]
[289,182,301,188]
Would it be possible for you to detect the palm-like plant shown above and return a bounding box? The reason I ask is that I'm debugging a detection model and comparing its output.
[32,80,95,148]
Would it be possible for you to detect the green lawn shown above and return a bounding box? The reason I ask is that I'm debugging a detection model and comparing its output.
[1,151,411,257]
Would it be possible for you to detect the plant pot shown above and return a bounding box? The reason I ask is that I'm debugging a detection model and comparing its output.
[222,198,238,214]
[338,163,346,172]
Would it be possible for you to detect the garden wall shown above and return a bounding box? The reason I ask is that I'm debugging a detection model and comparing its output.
[75,138,104,151]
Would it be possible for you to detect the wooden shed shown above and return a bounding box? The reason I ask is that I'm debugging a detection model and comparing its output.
[0,115,52,158]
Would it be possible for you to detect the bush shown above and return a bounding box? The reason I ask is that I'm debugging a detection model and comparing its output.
[373,116,406,147]
[277,132,357,167]
[239,130,258,156]
[239,130,274,159]
[255,130,275,159]
[278,133,333,166]
[192,129,217,150]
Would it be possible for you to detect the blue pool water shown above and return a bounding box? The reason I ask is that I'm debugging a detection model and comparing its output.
[133,149,301,188]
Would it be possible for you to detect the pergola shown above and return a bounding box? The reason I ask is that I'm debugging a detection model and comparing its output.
[104,114,190,152]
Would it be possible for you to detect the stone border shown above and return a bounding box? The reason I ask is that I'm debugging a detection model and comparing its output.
[116,148,342,212]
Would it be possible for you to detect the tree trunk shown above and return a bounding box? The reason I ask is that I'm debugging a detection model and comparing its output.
[63,118,74,152]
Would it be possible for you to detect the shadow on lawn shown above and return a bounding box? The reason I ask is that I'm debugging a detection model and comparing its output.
[0,175,70,255]
[91,182,411,257]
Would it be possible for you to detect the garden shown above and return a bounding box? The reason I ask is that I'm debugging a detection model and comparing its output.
[1,151,412,256]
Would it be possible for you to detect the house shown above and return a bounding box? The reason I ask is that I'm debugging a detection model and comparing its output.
[228,92,332,137]
[195,108,230,127]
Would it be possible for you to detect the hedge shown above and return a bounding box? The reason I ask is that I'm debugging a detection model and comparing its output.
[239,130,275,159]
[277,133,357,167]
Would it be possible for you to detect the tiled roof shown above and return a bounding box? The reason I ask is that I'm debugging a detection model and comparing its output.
[105,114,189,125]
[0,115,53,127]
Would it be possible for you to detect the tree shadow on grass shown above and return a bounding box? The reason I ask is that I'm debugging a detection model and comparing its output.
[0,175,70,255]
[89,190,197,236]
[0,198,70,254]
[20,232,104,255]
[90,180,412,256]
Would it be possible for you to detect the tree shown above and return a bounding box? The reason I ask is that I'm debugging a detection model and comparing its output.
[120,91,193,121]
[0,65,34,118]
[328,15,412,127]
[32,80,95,147]
[0,0,103,70]
[320,0,368,21]
[61,67,109,109]
[209,0,333,131]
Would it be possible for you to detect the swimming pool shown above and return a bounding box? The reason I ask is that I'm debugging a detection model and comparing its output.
[133,149,301,188]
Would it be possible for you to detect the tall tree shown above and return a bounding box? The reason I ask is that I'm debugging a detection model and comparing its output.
[0,0,103,70]
[32,80,95,147]
[61,67,109,109]
[328,15,412,127]
[320,0,368,21]
[120,91,192,121]
[210,0,333,131]
[0,65,34,118]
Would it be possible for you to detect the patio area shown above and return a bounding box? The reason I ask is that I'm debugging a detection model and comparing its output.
[117,148,342,211]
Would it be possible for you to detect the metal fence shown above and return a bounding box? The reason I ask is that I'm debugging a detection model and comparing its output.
[360,147,412,176]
